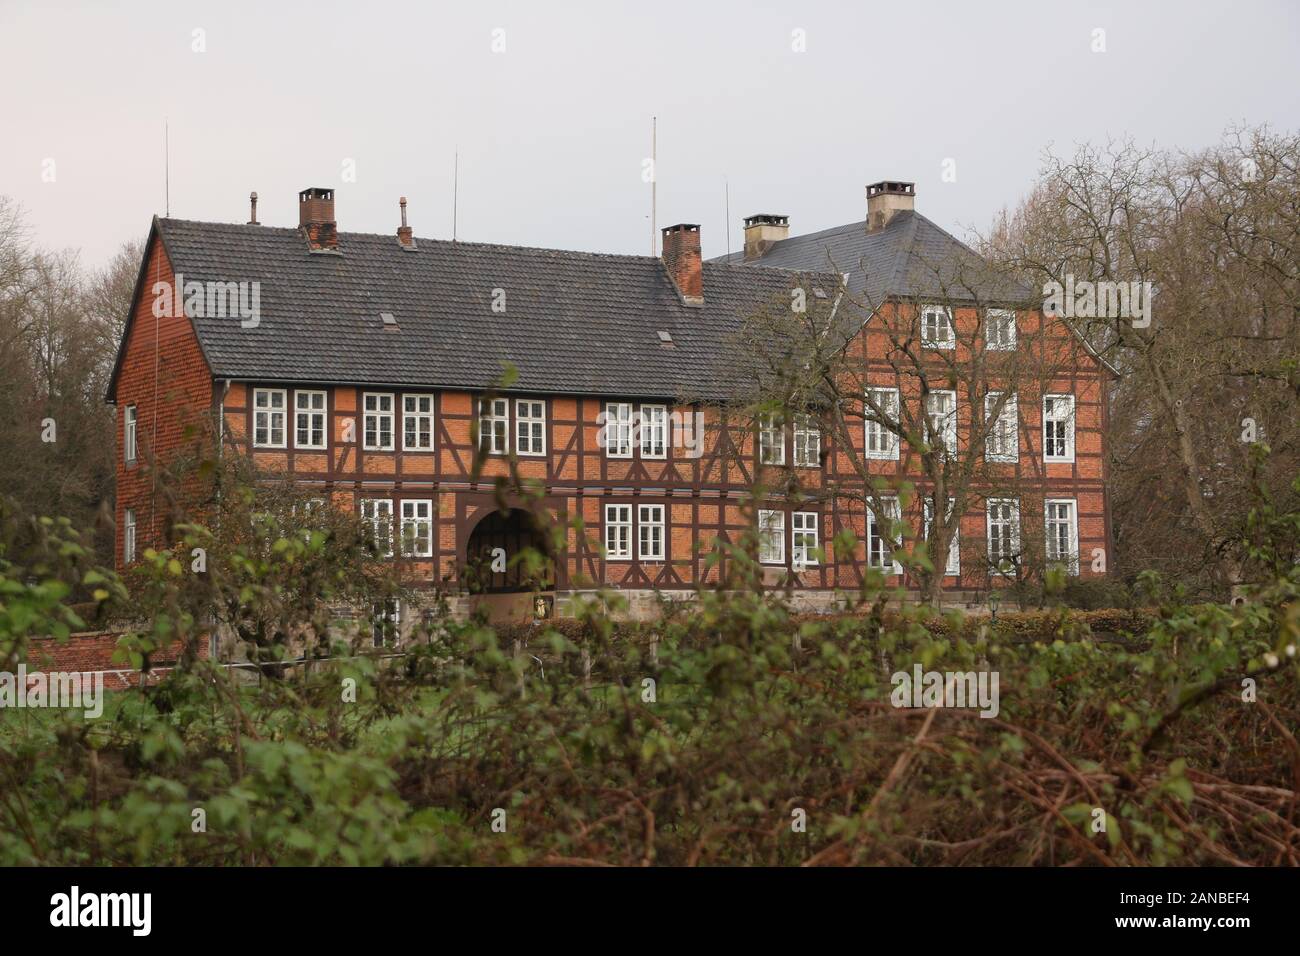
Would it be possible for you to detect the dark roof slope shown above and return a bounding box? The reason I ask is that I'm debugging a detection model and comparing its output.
[711,209,1033,307]
[143,218,824,399]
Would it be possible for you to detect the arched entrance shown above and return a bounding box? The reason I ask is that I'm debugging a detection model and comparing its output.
[463,508,555,595]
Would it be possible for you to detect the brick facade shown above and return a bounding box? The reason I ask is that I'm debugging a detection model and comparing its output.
[107,220,1113,613]
[109,236,214,563]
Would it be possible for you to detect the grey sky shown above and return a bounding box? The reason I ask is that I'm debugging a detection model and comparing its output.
[3,0,1298,267]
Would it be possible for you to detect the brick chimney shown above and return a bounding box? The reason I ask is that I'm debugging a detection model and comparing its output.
[661,223,703,304]
[396,196,415,249]
[866,181,915,232]
[743,214,789,260]
[299,187,338,251]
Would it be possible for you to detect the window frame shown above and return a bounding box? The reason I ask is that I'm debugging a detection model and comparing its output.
[792,414,820,468]
[253,387,288,449]
[123,508,136,564]
[360,498,394,557]
[604,402,634,459]
[984,391,1019,463]
[124,404,137,464]
[921,305,956,350]
[925,389,958,457]
[758,413,786,466]
[792,511,820,569]
[294,389,328,450]
[604,504,633,560]
[638,504,666,561]
[758,509,785,565]
[402,394,434,452]
[640,404,668,460]
[1043,394,1076,464]
[371,598,400,648]
[399,499,434,558]
[986,498,1021,576]
[865,387,901,461]
[513,398,546,456]
[867,498,903,574]
[478,397,509,455]
[986,308,1017,351]
[1044,498,1080,575]
[362,392,396,452]
[923,497,961,577]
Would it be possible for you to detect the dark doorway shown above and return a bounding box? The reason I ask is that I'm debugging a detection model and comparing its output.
[463,508,555,594]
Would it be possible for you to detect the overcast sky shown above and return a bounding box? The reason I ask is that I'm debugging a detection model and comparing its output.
[3,0,1299,267]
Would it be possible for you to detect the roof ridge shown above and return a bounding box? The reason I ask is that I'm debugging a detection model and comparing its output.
[157,218,668,266]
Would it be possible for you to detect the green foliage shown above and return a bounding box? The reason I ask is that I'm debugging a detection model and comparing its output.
[1,475,1297,866]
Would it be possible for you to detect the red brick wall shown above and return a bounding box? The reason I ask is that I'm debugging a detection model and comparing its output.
[111,236,214,570]
[24,631,209,690]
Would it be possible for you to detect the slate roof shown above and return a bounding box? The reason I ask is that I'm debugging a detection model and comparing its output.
[710,209,1034,308]
[126,218,826,402]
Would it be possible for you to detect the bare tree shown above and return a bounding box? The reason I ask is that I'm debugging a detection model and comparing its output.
[983,128,1300,596]
[728,241,1095,604]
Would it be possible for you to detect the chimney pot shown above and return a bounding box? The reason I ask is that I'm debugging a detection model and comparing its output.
[742,213,789,260]
[866,180,915,232]
[661,223,703,304]
[299,187,338,251]
[248,191,260,226]
[397,196,415,248]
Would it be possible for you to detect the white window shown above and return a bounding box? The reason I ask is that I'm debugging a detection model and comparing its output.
[604,504,632,560]
[758,509,785,564]
[478,398,508,454]
[123,508,136,564]
[923,498,961,576]
[371,599,400,648]
[295,498,326,539]
[363,393,395,451]
[124,405,137,463]
[759,413,785,466]
[360,498,394,557]
[984,392,1018,463]
[792,511,819,568]
[1045,499,1080,575]
[865,388,900,460]
[295,390,327,449]
[1043,394,1076,463]
[638,504,665,561]
[921,305,955,349]
[399,499,433,557]
[925,390,957,457]
[793,415,820,468]
[604,402,633,458]
[867,499,903,573]
[253,388,287,448]
[986,499,1021,575]
[516,399,546,456]
[640,404,668,459]
[402,395,434,451]
[986,309,1016,351]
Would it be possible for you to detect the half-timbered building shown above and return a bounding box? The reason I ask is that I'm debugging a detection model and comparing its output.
[107,181,1113,623]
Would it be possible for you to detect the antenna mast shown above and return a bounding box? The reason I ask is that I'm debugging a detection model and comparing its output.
[164,120,170,217]
[650,116,657,256]
[725,178,731,257]
[453,148,459,242]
